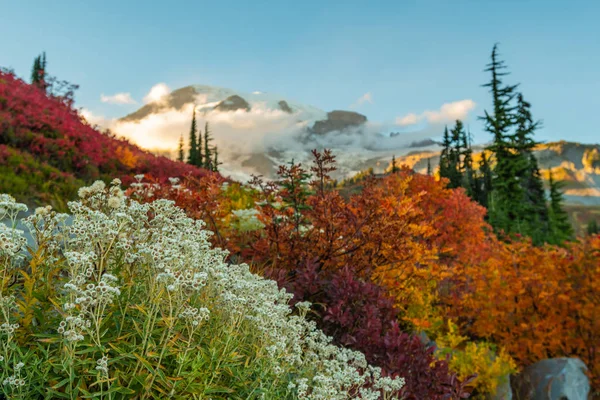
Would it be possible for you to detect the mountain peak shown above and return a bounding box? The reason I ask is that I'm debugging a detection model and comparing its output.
[214,95,251,112]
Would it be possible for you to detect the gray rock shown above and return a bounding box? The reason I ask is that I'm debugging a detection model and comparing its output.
[214,95,251,112]
[490,375,512,400]
[511,357,590,400]
[278,100,293,113]
[311,110,367,135]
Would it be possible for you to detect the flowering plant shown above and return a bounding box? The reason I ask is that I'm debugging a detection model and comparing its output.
[0,182,404,399]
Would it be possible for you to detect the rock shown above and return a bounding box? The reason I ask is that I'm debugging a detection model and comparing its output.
[214,95,251,112]
[311,110,367,135]
[489,375,512,400]
[278,100,293,113]
[511,357,590,400]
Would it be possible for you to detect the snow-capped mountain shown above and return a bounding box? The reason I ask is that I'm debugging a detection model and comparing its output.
[113,85,437,181]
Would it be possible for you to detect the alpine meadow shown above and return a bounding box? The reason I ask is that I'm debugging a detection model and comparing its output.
[1,2,599,399]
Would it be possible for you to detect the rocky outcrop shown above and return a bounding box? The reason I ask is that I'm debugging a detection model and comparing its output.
[311,110,367,135]
[214,95,251,112]
[278,100,293,113]
[511,357,590,400]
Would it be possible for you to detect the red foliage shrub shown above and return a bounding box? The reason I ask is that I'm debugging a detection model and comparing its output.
[0,70,213,185]
[278,263,472,399]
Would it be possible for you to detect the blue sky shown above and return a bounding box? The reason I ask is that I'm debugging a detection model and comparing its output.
[1,0,599,144]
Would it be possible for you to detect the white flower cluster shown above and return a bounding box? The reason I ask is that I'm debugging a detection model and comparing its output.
[21,206,69,262]
[156,269,208,294]
[0,295,18,340]
[0,194,28,220]
[230,208,265,232]
[63,273,121,310]
[178,305,210,327]
[2,180,404,398]
[0,322,19,337]
[0,195,28,260]
[2,362,25,387]
[95,355,109,376]
[57,314,91,342]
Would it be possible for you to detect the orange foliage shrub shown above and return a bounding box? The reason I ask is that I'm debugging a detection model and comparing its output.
[446,234,600,391]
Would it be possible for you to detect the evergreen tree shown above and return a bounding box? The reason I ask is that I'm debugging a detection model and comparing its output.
[178,134,185,162]
[187,108,198,166]
[446,120,465,188]
[439,126,452,182]
[511,93,550,243]
[31,52,47,90]
[460,128,476,197]
[197,124,203,168]
[204,122,213,170]
[391,155,398,173]
[31,55,41,84]
[480,44,526,236]
[477,151,493,208]
[587,219,599,236]
[213,146,222,172]
[427,158,432,176]
[547,171,574,243]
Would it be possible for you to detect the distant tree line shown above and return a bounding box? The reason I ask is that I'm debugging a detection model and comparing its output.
[178,107,221,172]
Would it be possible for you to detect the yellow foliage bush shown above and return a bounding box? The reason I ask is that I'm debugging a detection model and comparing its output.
[435,320,518,398]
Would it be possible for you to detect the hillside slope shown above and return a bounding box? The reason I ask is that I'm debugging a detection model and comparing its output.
[0,71,215,210]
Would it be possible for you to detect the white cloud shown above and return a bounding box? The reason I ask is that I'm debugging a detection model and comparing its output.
[110,102,313,158]
[396,113,419,126]
[100,92,137,105]
[350,92,373,109]
[395,99,476,126]
[143,83,171,104]
[80,108,113,129]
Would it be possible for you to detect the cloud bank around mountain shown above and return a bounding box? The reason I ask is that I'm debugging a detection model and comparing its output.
[81,83,478,177]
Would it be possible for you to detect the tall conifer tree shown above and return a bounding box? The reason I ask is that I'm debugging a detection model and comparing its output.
[439,126,452,181]
[446,120,465,188]
[197,124,203,168]
[391,155,398,173]
[548,172,573,243]
[513,93,549,242]
[213,146,222,172]
[480,44,526,236]
[178,134,185,162]
[187,108,198,165]
[31,52,47,90]
[204,121,213,170]
[461,128,475,197]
